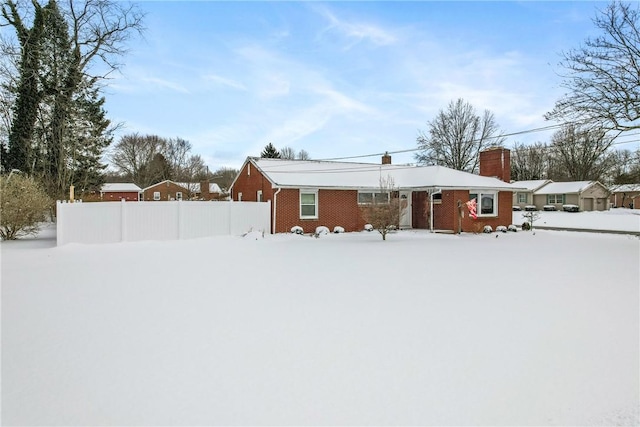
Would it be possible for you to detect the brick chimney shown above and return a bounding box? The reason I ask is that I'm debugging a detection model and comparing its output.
[479,147,510,182]
[200,181,210,200]
[382,152,391,165]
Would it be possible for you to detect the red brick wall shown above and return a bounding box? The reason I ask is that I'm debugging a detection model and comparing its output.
[480,148,511,182]
[273,189,365,233]
[231,161,275,202]
[101,191,139,202]
[143,182,189,201]
[430,190,513,232]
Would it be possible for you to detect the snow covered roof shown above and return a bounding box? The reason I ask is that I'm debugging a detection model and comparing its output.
[101,183,141,193]
[249,158,524,191]
[511,180,552,192]
[534,181,598,195]
[610,183,640,193]
[175,182,223,193]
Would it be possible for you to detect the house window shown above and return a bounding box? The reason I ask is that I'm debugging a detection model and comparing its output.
[469,191,497,216]
[300,190,318,219]
[548,194,564,204]
[238,192,243,201]
[176,192,183,201]
[153,191,160,201]
[432,193,442,204]
[358,192,390,204]
[257,190,263,202]
[517,192,527,204]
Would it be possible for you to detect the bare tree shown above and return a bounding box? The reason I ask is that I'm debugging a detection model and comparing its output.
[297,149,310,160]
[549,125,614,181]
[280,146,295,160]
[546,1,640,132]
[109,133,166,187]
[416,98,505,173]
[212,167,238,192]
[510,142,549,181]
[359,176,405,241]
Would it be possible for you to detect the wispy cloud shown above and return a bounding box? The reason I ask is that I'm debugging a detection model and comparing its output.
[203,74,247,91]
[140,77,190,94]
[314,5,398,49]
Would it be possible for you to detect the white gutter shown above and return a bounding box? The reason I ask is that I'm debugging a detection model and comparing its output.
[272,187,281,234]
[430,188,441,233]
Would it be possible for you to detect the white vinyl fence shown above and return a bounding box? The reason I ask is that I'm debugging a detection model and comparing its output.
[56,200,271,246]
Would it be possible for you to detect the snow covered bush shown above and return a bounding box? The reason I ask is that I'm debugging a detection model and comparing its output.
[483,225,493,233]
[522,221,531,231]
[496,225,508,233]
[0,174,52,240]
[364,224,373,231]
[314,226,330,237]
[291,226,304,235]
[508,224,518,232]
[333,226,345,233]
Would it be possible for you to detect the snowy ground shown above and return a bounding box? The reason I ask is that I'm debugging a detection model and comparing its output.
[2,214,639,426]
[513,207,640,233]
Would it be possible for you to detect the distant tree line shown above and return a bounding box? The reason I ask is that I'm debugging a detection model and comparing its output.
[260,142,310,160]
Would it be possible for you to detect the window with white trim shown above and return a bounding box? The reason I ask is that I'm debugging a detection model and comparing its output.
[176,191,183,201]
[300,190,318,219]
[517,192,527,203]
[153,191,160,201]
[469,191,497,216]
[257,190,263,202]
[357,191,390,204]
[547,194,564,204]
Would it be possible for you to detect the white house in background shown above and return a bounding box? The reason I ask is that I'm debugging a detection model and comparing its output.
[533,181,610,211]
[100,183,142,202]
[511,180,552,209]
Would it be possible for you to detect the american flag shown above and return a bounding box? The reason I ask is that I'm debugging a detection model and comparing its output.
[466,198,478,219]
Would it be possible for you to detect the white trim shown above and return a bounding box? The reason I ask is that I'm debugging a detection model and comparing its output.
[257,190,263,202]
[300,189,319,219]
[469,190,498,217]
[153,191,160,201]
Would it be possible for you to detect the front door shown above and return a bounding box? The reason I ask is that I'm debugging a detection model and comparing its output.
[399,190,412,229]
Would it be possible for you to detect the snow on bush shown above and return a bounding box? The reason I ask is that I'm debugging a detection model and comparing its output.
[508,224,518,232]
[483,225,493,233]
[496,225,508,233]
[364,224,373,231]
[522,221,531,231]
[314,226,330,237]
[291,226,304,235]
[333,226,345,234]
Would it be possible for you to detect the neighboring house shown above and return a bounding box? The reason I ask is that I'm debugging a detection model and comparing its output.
[511,180,552,209]
[609,184,640,209]
[142,180,189,201]
[175,182,223,200]
[100,183,142,202]
[230,148,525,234]
[533,181,610,211]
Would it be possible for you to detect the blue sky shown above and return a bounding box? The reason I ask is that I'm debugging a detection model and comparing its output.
[104,1,620,171]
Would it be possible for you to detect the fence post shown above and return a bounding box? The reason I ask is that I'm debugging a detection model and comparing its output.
[178,200,182,239]
[121,199,126,242]
[56,201,62,246]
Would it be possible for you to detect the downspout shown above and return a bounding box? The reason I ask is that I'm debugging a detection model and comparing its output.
[272,187,281,234]
[430,188,441,233]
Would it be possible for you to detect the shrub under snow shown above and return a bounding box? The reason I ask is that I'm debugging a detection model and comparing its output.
[496,225,508,233]
[483,225,493,233]
[291,226,304,235]
[364,224,373,231]
[333,226,345,234]
[315,226,330,236]
[508,224,518,232]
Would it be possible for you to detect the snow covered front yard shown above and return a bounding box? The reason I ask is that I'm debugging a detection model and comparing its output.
[2,225,639,425]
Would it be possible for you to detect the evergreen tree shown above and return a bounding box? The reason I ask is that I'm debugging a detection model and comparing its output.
[260,143,281,158]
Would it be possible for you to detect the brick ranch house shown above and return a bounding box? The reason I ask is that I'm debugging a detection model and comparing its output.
[100,183,142,201]
[230,148,524,234]
[141,180,222,201]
